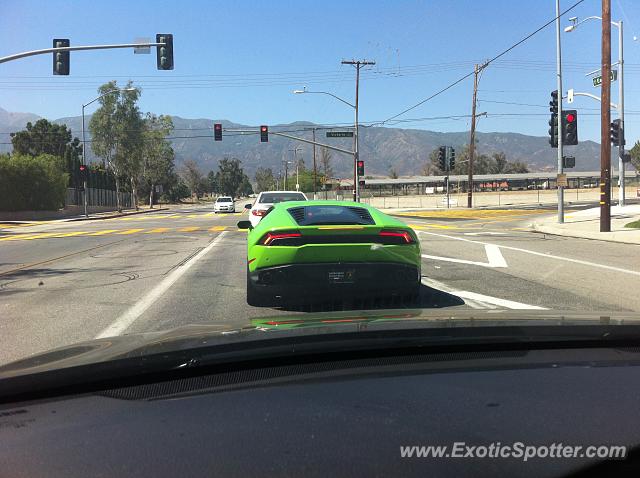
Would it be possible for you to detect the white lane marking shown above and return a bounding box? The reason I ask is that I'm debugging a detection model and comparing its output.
[463,232,507,236]
[419,231,640,277]
[422,244,508,269]
[95,232,228,339]
[485,244,508,268]
[421,277,546,310]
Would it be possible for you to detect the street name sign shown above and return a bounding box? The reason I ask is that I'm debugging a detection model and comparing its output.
[326,131,354,138]
[593,70,617,87]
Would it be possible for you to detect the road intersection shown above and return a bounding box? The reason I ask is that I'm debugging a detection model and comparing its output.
[1,202,639,366]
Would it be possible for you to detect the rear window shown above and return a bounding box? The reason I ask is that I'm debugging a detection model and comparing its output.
[259,193,306,204]
[216,197,232,203]
[288,206,375,226]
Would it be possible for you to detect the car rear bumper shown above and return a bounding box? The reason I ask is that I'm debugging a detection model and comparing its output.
[249,262,420,300]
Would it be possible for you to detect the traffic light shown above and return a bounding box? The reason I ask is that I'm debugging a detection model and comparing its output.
[357,160,364,176]
[610,119,621,146]
[562,110,578,146]
[214,123,222,141]
[548,114,558,148]
[448,147,456,170]
[156,34,174,70]
[260,125,268,142]
[437,146,446,171]
[53,39,70,75]
[549,90,558,114]
[78,164,88,185]
[563,156,575,168]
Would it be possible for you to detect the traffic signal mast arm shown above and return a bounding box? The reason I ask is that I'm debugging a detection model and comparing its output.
[0,41,168,64]
[224,128,355,157]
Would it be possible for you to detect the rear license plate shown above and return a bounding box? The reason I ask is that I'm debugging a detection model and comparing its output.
[328,269,356,284]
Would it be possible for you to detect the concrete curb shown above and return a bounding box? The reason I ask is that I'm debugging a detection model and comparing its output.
[65,207,170,222]
[530,222,640,245]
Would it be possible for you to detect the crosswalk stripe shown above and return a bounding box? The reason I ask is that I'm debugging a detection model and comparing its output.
[116,228,145,235]
[87,229,119,236]
[144,227,170,234]
[179,226,200,232]
[209,226,227,232]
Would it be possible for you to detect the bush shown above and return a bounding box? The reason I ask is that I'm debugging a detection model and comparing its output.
[0,153,68,211]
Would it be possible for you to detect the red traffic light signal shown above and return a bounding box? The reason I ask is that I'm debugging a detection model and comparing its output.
[214,123,222,141]
[357,160,364,176]
[260,125,268,142]
[565,112,575,123]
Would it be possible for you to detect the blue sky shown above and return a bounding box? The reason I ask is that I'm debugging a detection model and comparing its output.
[1,0,639,142]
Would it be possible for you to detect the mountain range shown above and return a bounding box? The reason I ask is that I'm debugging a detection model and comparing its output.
[0,106,613,178]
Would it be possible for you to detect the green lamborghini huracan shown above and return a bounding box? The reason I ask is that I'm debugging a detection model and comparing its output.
[237,200,421,307]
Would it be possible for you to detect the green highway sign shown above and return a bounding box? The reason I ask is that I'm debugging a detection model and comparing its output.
[326,131,354,138]
[593,70,617,87]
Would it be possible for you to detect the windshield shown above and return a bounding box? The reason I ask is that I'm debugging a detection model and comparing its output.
[1,0,640,378]
[259,193,307,204]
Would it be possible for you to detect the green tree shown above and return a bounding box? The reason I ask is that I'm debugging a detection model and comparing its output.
[389,168,399,179]
[489,152,508,174]
[216,158,246,197]
[207,170,218,194]
[181,159,205,199]
[254,167,275,192]
[319,147,333,180]
[10,119,81,159]
[89,81,143,212]
[629,140,640,173]
[140,113,174,207]
[237,175,254,196]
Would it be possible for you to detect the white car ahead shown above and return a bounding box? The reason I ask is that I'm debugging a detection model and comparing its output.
[246,191,308,227]
[214,196,235,213]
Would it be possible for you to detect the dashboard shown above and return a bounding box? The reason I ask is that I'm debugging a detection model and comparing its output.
[2,346,640,477]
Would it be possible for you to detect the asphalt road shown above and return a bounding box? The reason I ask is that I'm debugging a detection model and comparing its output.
[1,201,639,366]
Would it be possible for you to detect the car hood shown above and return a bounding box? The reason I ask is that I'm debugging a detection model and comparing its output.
[2,309,640,378]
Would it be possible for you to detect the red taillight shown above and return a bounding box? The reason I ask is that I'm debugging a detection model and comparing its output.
[252,209,267,216]
[260,231,302,246]
[379,230,414,244]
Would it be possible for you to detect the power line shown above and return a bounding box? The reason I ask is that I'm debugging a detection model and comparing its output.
[379,0,586,124]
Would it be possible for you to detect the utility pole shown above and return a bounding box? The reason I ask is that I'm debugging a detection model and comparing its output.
[555,0,565,223]
[342,59,375,202]
[601,0,612,232]
[618,19,626,206]
[468,64,479,208]
[312,128,317,198]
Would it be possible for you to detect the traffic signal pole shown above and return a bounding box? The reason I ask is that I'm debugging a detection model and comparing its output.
[601,0,612,232]
[555,0,565,224]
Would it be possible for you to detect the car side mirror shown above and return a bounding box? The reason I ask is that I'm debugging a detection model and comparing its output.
[244,203,252,209]
[237,220,253,230]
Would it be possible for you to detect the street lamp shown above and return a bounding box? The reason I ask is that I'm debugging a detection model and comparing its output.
[81,87,136,217]
[293,86,361,201]
[565,15,626,206]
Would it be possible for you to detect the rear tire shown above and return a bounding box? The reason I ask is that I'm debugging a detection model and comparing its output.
[247,267,270,307]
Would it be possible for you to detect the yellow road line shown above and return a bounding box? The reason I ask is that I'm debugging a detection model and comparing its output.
[0,232,57,241]
[50,231,90,238]
[87,229,119,236]
[209,226,227,232]
[116,228,144,235]
[144,227,170,233]
[179,226,200,232]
